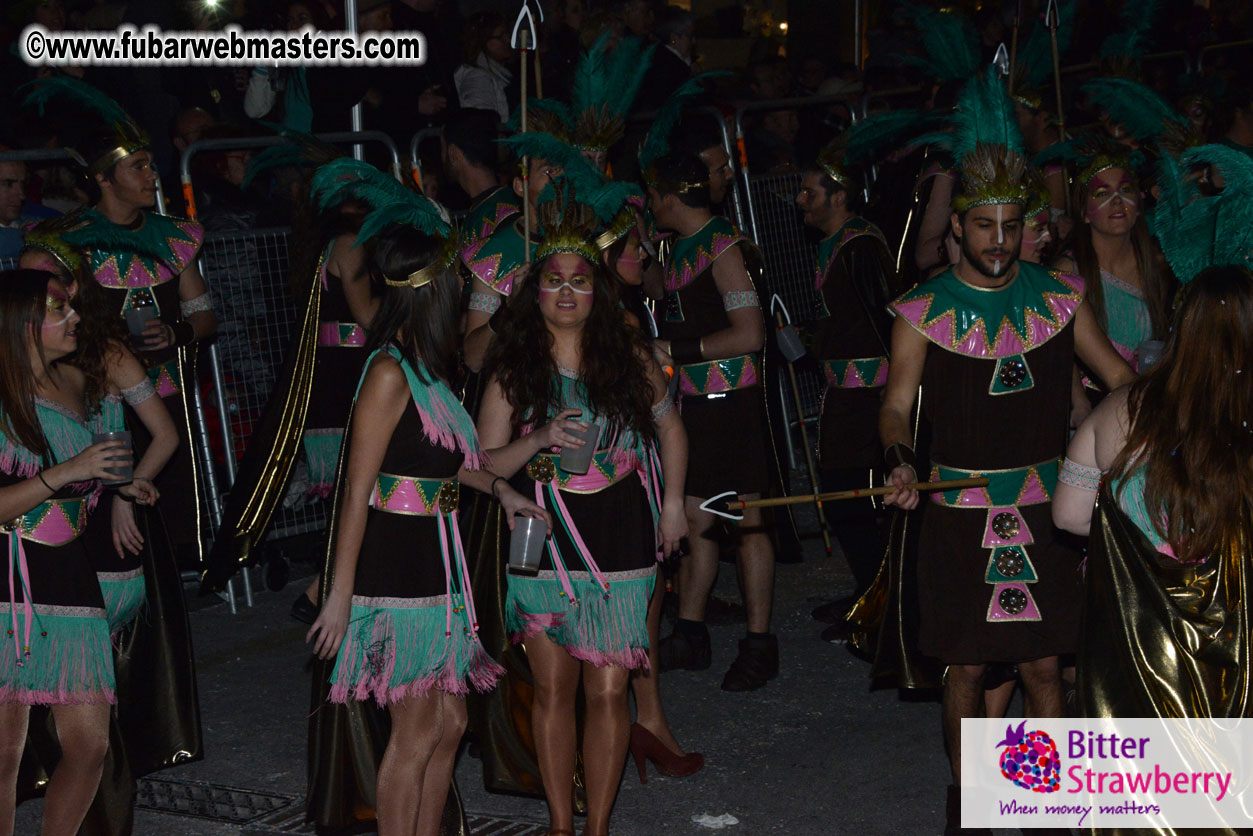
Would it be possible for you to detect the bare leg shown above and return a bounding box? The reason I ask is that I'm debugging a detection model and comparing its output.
[983,681,1016,720]
[0,704,30,836]
[734,500,774,634]
[375,692,443,836]
[676,498,718,622]
[413,692,467,836]
[581,662,631,836]
[629,580,686,754]
[525,633,581,834]
[41,702,109,836]
[1018,656,1063,719]
[942,664,986,784]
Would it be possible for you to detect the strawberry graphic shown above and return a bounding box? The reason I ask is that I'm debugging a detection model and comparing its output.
[996,721,1061,793]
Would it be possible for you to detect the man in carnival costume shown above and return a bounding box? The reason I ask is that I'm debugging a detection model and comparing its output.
[876,67,1134,834]
[444,108,521,290]
[646,151,780,692]
[796,138,898,640]
[25,78,216,569]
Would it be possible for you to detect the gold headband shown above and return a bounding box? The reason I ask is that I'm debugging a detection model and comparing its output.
[535,235,599,263]
[383,238,457,288]
[819,162,850,190]
[87,141,147,176]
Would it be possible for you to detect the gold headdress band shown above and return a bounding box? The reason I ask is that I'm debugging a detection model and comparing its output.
[952,143,1033,212]
[535,235,599,264]
[383,237,458,288]
[87,140,149,176]
[1077,154,1134,190]
[594,207,636,252]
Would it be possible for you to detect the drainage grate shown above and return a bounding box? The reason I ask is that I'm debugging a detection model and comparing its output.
[465,815,550,836]
[136,777,299,824]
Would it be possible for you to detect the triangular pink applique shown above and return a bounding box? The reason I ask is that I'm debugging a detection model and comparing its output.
[954,317,990,355]
[990,318,1026,355]
[893,295,931,325]
[1019,469,1050,505]
[957,486,992,507]
[841,365,863,388]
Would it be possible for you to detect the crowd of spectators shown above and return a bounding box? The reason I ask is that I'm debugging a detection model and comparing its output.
[1,0,1251,238]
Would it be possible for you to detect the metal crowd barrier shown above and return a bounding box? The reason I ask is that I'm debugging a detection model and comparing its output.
[178,131,404,611]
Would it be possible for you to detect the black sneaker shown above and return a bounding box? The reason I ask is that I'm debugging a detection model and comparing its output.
[720,634,778,692]
[290,593,319,625]
[658,627,712,672]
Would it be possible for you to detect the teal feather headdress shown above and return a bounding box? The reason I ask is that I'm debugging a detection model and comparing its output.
[1151,144,1253,284]
[1098,0,1161,64]
[571,34,655,152]
[20,209,93,276]
[309,158,452,283]
[1033,132,1145,189]
[844,109,947,166]
[533,175,636,263]
[637,72,729,177]
[21,77,148,174]
[912,66,1031,210]
[899,3,982,83]
[498,131,635,220]
[1081,77,1186,146]
[242,129,340,190]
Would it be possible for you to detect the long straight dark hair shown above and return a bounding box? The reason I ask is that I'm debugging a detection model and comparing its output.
[364,226,461,385]
[1107,265,1253,562]
[1068,168,1175,340]
[0,270,59,456]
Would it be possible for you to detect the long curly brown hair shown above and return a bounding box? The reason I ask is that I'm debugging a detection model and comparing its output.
[485,256,656,442]
[68,263,132,413]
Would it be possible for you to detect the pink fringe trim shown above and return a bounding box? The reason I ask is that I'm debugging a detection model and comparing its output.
[0,686,116,706]
[328,642,503,707]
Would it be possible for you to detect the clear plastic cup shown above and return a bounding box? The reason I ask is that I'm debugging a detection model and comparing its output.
[508,516,548,576]
[124,306,158,347]
[92,431,133,486]
[559,421,600,475]
[776,324,806,363]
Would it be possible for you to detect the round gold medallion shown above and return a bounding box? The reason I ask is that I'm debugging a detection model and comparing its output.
[526,455,557,484]
[998,359,1027,388]
[992,511,1020,540]
[436,480,460,514]
[994,548,1025,578]
[998,587,1028,615]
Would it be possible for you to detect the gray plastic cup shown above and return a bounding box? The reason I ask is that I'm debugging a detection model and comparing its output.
[124,306,158,346]
[92,431,133,486]
[776,324,806,363]
[1135,339,1165,373]
[508,516,548,576]
[559,421,600,475]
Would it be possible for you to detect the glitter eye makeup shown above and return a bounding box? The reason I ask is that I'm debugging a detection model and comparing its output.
[42,292,76,328]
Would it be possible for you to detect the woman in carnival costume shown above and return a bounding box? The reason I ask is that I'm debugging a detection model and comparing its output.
[477,178,688,836]
[17,221,200,836]
[0,269,135,836]
[20,215,179,637]
[304,159,549,836]
[1056,144,1253,730]
[1048,136,1175,375]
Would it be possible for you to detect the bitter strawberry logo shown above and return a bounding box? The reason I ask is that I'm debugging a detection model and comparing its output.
[996,721,1061,793]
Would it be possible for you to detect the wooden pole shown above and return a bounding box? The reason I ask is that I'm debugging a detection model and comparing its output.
[520,28,531,263]
[725,477,991,511]
[1047,0,1070,212]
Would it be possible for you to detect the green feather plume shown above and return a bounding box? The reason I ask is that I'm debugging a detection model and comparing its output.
[845,109,946,165]
[601,36,655,119]
[309,158,449,247]
[1080,77,1185,144]
[915,66,1024,164]
[899,3,981,83]
[637,72,728,172]
[21,76,137,133]
[1151,144,1253,283]
[1098,0,1161,61]
[1017,0,1076,89]
[571,31,613,118]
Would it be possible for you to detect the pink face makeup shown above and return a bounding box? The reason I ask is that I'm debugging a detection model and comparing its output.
[538,258,594,295]
[1087,171,1138,218]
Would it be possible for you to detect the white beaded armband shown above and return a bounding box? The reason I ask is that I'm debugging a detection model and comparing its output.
[1058,456,1101,492]
[651,397,674,422]
[723,290,760,312]
[468,291,502,314]
[121,378,157,406]
[180,293,212,317]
